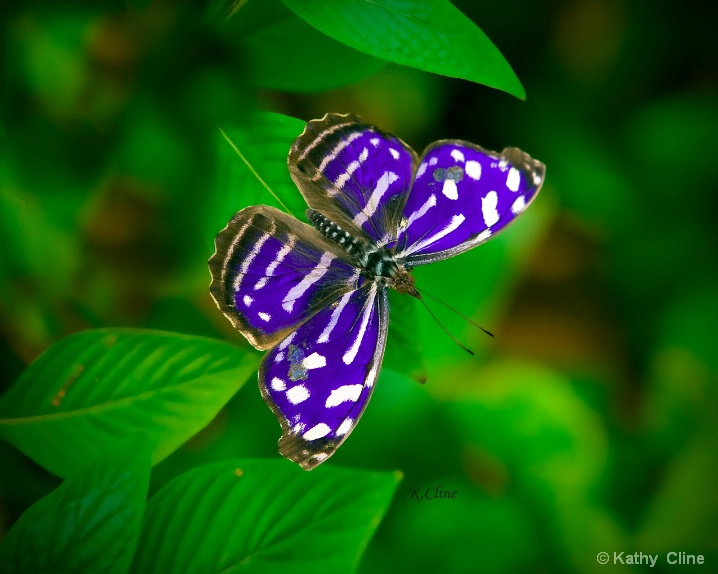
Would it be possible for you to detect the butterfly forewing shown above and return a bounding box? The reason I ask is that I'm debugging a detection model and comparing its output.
[288,113,418,246]
[259,283,388,470]
[209,205,358,350]
[397,141,545,265]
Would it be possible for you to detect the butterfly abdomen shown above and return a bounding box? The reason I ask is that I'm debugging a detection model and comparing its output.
[307,208,407,286]
[307,209,366,259]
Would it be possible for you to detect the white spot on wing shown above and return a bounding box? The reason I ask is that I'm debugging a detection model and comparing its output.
[465,160,482,180]
[233,227,273,293]
[476,229,492,242]
[303,423,331,440]
[507,167,520,191]
[416,162,428,179]
[353,171,400,228]
[511,195,526,214]
[286,384,309,405]
[389,148,400,160]
[451,149,465,162]
[282,253,335,312]
[278,332,296,351]
[302,352,326,370]
[336,418,354,436]
[482,191,500,227]
[270,377,286,391]
[343,284,377,365]
[256,237,296,290]
[314,131,363,175]
[326,384,363,408]
[442,179,458,200]
[318,290,354,343]
[243,295,253,306]
[274,352,285,363]
[333,148,369,192]
[429,157,438,166]
[404,194,437,231]
[370,137,380,147]
[402,214,466,256]
[258,312,271,322]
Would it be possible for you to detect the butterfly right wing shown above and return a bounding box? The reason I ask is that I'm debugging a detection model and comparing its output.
[259,282,389,470]
[209,205,358,350]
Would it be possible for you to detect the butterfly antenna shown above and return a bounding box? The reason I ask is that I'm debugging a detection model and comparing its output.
[414,285,494,338]
[416,297,475,356]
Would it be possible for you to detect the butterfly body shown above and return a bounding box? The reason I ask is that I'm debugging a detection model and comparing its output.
[210,113,545,469]
[308,208,418,298]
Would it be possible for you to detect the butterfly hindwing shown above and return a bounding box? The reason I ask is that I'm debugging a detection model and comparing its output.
[288,113,418,246]
[397,141,545,265]
[259,283,388,470]
[209,205,358,350]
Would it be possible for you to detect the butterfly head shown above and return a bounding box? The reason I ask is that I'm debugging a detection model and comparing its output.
[389,265,420,299]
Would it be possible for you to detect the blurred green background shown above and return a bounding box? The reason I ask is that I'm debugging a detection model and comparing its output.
[1,0,716,572]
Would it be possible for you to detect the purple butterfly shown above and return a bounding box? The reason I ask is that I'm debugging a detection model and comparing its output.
[209,113,545,470]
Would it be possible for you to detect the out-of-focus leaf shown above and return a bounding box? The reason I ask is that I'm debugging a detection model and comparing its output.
[0,329,258,478]
[444,360,608,487]
[0,440,151,574]
[623,95,718,200]
[132,459,402,574]
[442,361,629,573]
[229,2,385,92]
[209,113,307,249]
[363,478,541,574]
[281,0,524,98]
[635,434,718,562]
[642,285,718,457]
[383,291,426,383]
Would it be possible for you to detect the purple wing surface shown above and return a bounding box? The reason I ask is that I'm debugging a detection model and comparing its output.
[288,113,418,246]
[209,205,358,350]
[396,141,546,266]
[259,283,388,470]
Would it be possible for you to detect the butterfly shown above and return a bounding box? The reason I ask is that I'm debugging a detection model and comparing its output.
[209,113,545,470]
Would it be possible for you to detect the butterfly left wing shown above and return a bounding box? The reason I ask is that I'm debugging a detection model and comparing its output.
[288,113,418,246]
[209,205,358,350]
[259,283,388,470]
[396,141,545,265]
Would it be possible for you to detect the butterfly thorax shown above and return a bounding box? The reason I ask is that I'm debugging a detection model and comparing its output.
[307,209,419,298]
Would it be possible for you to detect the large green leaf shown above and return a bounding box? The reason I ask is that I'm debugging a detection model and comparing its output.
[132,459,402,574]
[0,440,151,574]
[0,329,259,478]
[281,0,524,98]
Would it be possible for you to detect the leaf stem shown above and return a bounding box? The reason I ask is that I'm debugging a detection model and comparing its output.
[217,126,292,215]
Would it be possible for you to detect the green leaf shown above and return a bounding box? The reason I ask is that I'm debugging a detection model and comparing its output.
[131,459,402,574]
[209,113,307,247]
[635,434,718,559]
[227,1,385,92]
[383,291,426,383]
[281,0,524,98]
[0,440,151,574]
[0,329,259,478]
